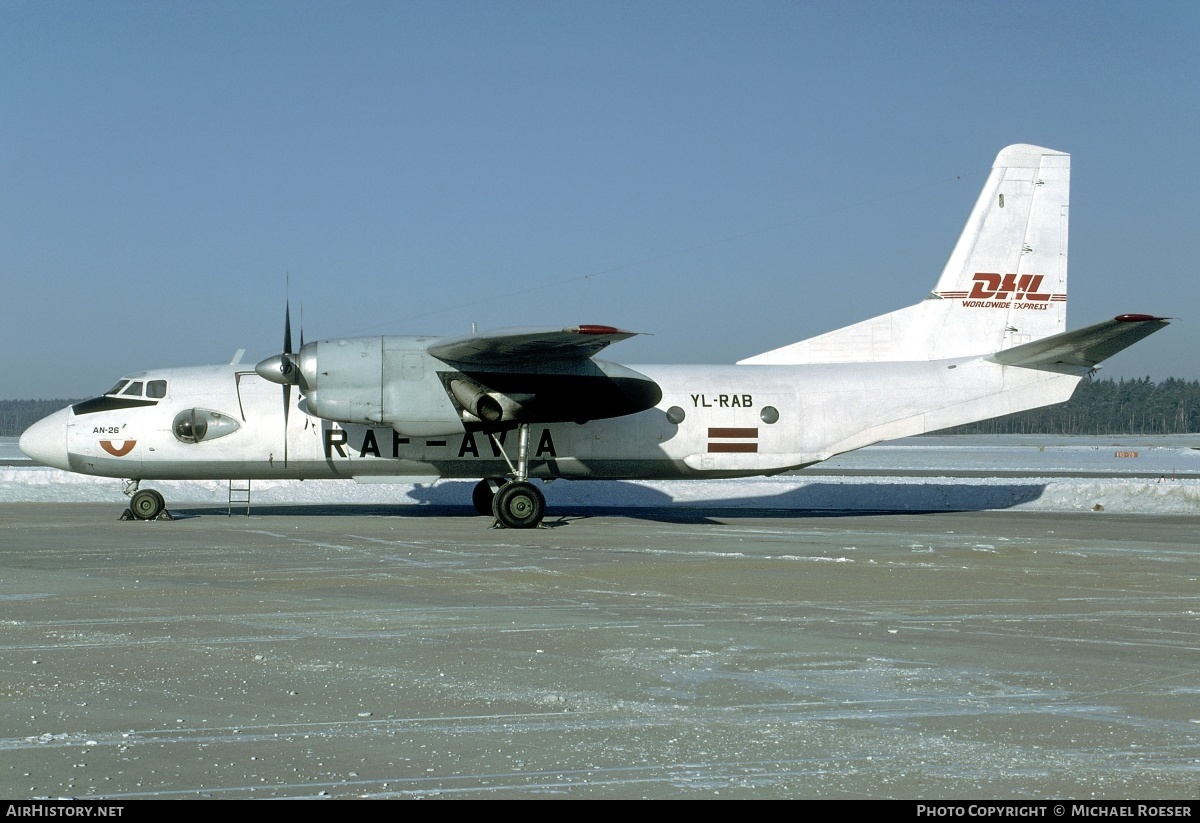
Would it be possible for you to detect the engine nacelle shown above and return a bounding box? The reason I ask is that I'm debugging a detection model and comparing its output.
[291,338,382,423]
[274,337,468,436]
[448,379,503,423]
[448,379,537,425]
[257,335,662,437]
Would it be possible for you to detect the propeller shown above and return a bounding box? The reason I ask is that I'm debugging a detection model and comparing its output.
[281,300,293,466]
[255,297,301,467]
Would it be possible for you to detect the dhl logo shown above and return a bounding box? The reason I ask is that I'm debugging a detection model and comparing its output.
[937,273,1065,307]
[969,273,1051,300]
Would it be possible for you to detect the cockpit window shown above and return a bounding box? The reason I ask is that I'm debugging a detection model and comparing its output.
[106,380,129,396]
[121,381,144,397]
[146,380,167,399]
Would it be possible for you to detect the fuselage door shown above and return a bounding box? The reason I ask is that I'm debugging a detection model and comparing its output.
[234,371,282,422]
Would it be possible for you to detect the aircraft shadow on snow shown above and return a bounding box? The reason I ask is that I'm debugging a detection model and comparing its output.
[170,479,1050,524]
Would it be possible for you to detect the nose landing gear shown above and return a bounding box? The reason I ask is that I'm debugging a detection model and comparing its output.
[130,488,166,520]
[120,480,173,521]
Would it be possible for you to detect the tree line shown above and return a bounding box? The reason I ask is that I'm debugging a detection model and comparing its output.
[943,377,1200,435]
[0,399,83,438]
[3,377,1200,438]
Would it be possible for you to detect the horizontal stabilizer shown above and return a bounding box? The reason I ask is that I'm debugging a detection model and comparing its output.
[428,325,638,365]
[988,315,1169,369]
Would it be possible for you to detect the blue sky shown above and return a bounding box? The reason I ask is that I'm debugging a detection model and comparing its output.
[2,0,1197,399]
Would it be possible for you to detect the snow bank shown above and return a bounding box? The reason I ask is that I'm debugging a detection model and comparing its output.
[2,466,1197,515]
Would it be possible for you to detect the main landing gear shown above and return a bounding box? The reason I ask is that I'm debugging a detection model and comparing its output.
[492,481,545,529]
[472,477,507,515]
[478,424,547,529]
[120,480,172,521]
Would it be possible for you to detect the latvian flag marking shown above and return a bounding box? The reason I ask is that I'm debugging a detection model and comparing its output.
[708,427,758,453]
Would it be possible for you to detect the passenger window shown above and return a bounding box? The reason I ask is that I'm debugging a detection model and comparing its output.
[121,382,144,397]
[106,380,129,396]
[146,380,167,399]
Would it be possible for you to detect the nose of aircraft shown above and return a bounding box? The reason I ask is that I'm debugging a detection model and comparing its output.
[18,407,72,471]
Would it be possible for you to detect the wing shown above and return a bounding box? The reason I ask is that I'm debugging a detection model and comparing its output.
[989,315,1169,370]
[426,325,660,428]
[427,325,639,365]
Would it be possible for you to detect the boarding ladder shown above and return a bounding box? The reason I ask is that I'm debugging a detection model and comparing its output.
[228,479,251,517]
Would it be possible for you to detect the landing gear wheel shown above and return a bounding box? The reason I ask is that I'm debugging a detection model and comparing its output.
[491,481,545,529]
[130,488,165,521]
[472,478,507,516]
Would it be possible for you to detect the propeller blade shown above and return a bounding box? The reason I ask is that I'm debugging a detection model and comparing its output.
[282,300,292,467]
[283,383,291,467]
[255,291,301,467]
[284,301,293,356]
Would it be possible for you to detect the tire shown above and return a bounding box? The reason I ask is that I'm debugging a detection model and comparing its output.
[491,481,545,529]
[130,488,165,521]
[472,478,507,516]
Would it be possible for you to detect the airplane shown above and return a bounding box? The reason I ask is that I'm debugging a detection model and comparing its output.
[19,144,1168,528]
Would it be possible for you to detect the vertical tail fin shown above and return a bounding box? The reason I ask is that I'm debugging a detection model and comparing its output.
[739,144,1070,365]
[930,144,1069,349]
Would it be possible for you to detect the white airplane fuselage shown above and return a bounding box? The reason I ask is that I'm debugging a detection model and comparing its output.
[32,353,1081,483]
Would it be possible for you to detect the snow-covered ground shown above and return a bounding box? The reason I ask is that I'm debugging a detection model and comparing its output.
[825,433,1200,474]
[3,434,1199,514]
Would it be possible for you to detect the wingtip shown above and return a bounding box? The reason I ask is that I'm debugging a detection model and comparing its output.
[571,324,628,335]
[1114,314,1170,323]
